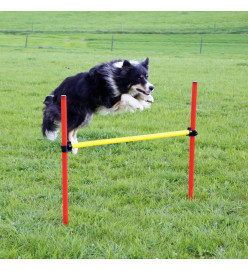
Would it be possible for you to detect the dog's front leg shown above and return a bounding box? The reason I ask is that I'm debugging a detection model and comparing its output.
[137,94,154,103]
[135,94,154,109]
[110,94,144,113]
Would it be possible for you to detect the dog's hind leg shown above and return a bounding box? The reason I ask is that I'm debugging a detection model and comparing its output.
[68,129,78,155]
[73,129,80,153]
[73,128,79,144]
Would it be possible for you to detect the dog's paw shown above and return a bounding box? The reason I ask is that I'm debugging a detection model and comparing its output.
[135,93,154,103]
[121,94,144,112]
[139,100,151,109]
[72,147,78,155]
[144,95,154,103]
[135,101,144,111]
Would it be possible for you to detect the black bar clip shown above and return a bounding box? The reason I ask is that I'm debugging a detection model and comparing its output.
[187,127,198,137]
[61,141,72,152]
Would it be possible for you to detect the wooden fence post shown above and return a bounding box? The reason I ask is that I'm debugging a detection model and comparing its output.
[25,32,29,48]
[200,36,203,54]
[111,35,114,51]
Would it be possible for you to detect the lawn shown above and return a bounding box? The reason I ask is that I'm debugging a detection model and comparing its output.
[0,11,248,259]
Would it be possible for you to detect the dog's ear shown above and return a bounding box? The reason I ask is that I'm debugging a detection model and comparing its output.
[141,57,149,69]
[122,60,132,70]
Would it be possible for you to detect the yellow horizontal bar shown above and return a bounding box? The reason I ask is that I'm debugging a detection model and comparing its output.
[72,130,190,149]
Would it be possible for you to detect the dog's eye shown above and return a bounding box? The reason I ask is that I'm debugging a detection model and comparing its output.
[145,74,148,79]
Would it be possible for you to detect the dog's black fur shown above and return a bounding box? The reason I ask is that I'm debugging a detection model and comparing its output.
[42,58,154,151]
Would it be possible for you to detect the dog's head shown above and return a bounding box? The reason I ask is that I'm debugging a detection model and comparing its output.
[117,57,154,97]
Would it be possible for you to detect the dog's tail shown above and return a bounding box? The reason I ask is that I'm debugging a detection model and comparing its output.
[42,95,60,141]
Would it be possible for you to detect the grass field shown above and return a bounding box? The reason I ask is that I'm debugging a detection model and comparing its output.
[0,11,248,33]
[0,11,248,259]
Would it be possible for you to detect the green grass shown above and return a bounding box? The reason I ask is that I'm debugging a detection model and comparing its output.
[0,11,248,259]
[0,11,248,33]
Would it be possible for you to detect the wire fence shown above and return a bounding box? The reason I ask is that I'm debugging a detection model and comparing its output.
[0,30,247,55]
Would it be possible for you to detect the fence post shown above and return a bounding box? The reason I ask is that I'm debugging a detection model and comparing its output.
[25,32,29,48]
[111,35,114,51]
[200,36,203,54]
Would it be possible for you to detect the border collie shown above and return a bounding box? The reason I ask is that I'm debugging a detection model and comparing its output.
[42,57,154,154]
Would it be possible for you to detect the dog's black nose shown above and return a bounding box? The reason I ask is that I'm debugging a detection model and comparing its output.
[149,85,154,91]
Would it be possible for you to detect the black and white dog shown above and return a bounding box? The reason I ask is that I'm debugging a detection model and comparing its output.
[42,57,154,154]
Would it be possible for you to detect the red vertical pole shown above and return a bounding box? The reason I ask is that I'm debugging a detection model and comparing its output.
[61,95,68,225]
[189,82,198,199]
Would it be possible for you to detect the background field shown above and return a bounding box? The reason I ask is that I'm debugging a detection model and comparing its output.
[1,11,248,33]
[0,11,248,259]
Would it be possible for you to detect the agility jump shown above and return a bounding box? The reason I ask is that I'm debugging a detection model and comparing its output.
[61,82,198,225]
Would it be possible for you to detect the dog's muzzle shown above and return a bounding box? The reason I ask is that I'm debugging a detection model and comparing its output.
[136,85,154,95]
